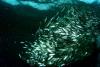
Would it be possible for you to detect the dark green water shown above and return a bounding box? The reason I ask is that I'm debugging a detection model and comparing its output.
[0,1,100,67]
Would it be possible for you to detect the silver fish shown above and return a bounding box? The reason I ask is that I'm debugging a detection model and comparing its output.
[20,5,100,67]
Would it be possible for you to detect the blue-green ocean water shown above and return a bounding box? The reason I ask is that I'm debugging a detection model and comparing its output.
[0,0,100,67]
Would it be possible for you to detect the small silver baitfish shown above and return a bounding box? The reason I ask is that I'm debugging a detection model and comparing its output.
[19,5,100,67]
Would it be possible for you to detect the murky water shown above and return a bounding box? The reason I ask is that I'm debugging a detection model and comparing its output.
[0,0,100,67]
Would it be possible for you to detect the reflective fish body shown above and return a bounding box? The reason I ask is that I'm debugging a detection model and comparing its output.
[19,5,100,67]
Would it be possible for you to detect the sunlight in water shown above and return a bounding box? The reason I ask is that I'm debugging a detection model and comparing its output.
[80,0,100,4]
[2,0,100,10]
[2,0,19,5]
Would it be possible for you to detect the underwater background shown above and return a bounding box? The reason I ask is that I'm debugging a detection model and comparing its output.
[0,0,100,67]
